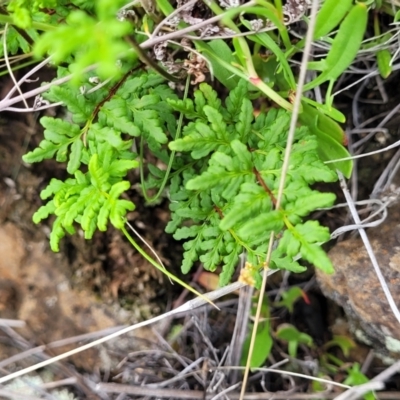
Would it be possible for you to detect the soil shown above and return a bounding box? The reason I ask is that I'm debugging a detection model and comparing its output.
[0,114,174,383]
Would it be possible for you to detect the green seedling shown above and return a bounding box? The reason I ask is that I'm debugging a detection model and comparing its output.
[276,323,313,359]
[343,363,375,400]
[274,287,306,313]
[320,335,357,373]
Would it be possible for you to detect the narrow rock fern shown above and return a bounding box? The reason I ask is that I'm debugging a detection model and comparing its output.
[24,70,337,285]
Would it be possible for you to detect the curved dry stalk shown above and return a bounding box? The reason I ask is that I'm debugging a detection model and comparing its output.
[3,24,28,109]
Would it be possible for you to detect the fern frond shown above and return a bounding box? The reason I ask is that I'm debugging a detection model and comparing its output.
[167,82,337,284]
[36,153,135,251]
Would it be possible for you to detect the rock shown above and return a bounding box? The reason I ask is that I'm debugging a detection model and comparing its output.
[316,203,400,363]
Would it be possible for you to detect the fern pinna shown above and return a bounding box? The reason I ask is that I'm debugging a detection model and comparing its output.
[24,71,337,286]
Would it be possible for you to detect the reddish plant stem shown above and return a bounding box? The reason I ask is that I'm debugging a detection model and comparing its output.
[253,167,277,206]
[214,205,224,219]
[91,65,142,121]
[82,66,142,145]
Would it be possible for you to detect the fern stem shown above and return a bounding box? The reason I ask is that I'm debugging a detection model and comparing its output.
[0,13,56,31]
[253,167,277,206]
[140,75,190,203]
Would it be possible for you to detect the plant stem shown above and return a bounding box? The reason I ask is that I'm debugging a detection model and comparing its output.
[0,13,56,31]
[121,225,218,308]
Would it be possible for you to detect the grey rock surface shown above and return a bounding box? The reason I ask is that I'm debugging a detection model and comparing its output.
[317,202,400,361]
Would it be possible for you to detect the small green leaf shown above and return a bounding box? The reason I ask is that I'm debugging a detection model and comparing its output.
[301,242,334,274]
[304,3,368,90]
[274,287,304,313]
[203,105,228,140]
[238,210,284,242]
[226,79,249,119]
[169,122,229,159]
[236,98,253,141]
[343,364,375,400]
[67,139,83,174]
[377,49,392,79]
[313,0,353,39]
[324,335,356,357]
[241,321,273,368]
[23,117,82,164]
[276,323,313,358]
[132,109,167,144]
[287,192,336,217]
[272,255,306,273]
[220,183,271,230]
[99,98,140,136]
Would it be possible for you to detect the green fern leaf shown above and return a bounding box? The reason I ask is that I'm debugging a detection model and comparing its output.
[238,210,284,243]
[23,117,81,164]
[32,201,56,224]
[236,99,254,142]
[49,217,68,252]
[197,83,222,111]
[129,94,160,109]
[203,105,229,141]
[44,83,102,124]
[220,243,241,286]
[172,225,202,240]
[22,140,58,163]
[88,123,129,150]
[186,143,253,199]
[220,183,272,230]
[295,220,331,243]
[286,192,336,218]
[272,254,306,273]
[182,238,201,274]
[132,109,167,145]
[89,154,111,191]
[39,178,64,200]
[68,139,84,173]
[98,98,139,136]
[110,199,135,229]
[257,110,291,148]
[107,159,139,177]
[200,232,226,271]
[63,186,96,227]
[278,229,301,256]
[225,80,249,120]
[118,75,148,98]
[169,122,229,159]
[300,241,333,273]
[168,98,198,119]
